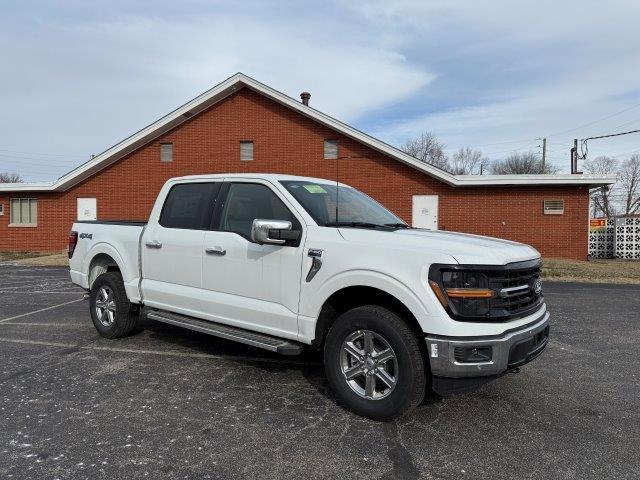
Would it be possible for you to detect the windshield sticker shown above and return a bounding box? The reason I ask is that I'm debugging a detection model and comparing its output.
[303,184,328,194]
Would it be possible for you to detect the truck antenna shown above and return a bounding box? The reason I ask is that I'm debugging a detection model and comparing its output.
[334,155,363,226]
[335,154,339,225]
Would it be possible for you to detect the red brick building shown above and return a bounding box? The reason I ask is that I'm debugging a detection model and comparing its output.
[0,73,614,259]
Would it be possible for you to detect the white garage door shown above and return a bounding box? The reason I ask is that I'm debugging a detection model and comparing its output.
[412,195,438,230]
[77,198,97,221]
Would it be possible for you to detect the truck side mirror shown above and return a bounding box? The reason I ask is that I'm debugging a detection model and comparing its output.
[251,219,300,245]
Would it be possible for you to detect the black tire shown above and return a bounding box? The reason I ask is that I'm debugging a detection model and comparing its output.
[89,272,138,339]
[324,305,426,421]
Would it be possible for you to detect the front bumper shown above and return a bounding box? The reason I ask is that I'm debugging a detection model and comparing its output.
[426,310,550,394]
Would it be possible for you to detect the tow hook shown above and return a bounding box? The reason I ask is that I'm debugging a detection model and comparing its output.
[83,292,90,300]
[508,367,521,374]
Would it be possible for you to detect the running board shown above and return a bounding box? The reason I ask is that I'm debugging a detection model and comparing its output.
[145,308,303,356]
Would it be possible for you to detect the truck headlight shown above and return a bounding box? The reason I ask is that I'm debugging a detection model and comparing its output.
[429,268,493,318]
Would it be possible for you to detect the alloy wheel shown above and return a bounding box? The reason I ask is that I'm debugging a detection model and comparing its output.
[340,329,398,400]
[95,286,116,327]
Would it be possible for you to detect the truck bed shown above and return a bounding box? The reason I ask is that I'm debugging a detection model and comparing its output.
[69,220,146,301]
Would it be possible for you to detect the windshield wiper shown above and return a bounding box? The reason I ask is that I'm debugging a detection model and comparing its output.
[325,221,390,229]
[384,223,411,229]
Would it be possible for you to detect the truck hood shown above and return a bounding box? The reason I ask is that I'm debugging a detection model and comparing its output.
[339,228,540,265]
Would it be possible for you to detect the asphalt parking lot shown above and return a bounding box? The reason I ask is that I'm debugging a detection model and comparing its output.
[0,265,638,479]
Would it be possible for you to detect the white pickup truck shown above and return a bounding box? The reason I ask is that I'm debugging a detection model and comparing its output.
[69,173,549,420]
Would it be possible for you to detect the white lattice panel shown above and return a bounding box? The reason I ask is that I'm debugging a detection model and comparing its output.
[589,218,616,259]
[615,217,640,260]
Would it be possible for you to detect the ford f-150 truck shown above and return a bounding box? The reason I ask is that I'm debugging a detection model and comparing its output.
[69,173,549,420]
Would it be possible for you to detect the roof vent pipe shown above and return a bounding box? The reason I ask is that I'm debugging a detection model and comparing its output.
[300,92,311,106]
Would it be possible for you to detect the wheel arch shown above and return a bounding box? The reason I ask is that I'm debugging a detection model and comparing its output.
[84,245,128,289]
[312,285,425,350]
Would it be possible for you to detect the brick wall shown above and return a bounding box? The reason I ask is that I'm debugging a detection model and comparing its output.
[0,87,589,259]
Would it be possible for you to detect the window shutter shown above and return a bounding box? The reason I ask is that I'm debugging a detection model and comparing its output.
[240,141,254,161]
[324,139,339,160]
[543,199,564,215]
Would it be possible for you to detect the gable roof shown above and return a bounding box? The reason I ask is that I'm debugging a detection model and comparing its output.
[0,72,616,192]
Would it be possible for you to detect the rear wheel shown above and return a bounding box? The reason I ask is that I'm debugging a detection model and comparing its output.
[89,272,138,339]
[324,305,426,421]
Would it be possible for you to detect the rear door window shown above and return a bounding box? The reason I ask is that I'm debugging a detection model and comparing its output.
[159,182,220,229]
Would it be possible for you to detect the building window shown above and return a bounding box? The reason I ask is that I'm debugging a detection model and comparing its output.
[160,143,173,162]
[324,139,339,159]
[240,141,254,161]
[0,203,4,216]
[543,199,564,215]
[10,198,38,226]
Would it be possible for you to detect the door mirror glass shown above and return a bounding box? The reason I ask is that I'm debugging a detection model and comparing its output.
[251,219,299,245]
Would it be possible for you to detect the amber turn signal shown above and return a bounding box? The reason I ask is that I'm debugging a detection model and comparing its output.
[445,288,493,299]
[429,280,449,308]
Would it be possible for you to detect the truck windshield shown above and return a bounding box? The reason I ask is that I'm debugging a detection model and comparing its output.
[279,180,407,229]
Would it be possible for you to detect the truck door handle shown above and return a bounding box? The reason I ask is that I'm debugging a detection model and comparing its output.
[145,240,162,249]
[205,246,226,256]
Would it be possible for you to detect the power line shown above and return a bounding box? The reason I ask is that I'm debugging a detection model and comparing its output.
[470,138,538,148]
[482,144,539,156]
[579,129,640,160]
[0,153,83,164]
[600,117,640,133]
[0,148,85,158]
[583,128,640,142]
[548,101,640,138]
[611,148,640,158]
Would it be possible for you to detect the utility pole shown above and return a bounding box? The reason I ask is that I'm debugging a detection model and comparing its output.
[570,138,580,174]
[541,137,547,172]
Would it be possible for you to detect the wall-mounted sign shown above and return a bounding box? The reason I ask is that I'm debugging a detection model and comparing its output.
[589,218,606,233]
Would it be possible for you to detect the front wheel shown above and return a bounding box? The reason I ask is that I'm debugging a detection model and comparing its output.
[89,272,138,339]
[324,305,427,421]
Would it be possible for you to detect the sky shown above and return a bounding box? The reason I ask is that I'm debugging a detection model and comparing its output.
[1,0,639,182]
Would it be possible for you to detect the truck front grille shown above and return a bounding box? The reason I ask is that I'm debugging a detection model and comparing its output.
[429,258,545,322]
[486,260,544,320]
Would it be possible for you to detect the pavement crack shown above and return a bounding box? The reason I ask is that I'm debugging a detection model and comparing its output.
[379,421,420,480]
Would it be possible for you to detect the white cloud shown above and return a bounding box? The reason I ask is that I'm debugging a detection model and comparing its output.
[0,6,433,180]
[355,0,640,171]
[0,0,639,179]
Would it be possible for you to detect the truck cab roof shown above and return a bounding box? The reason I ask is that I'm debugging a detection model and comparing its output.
[168,173,347,186]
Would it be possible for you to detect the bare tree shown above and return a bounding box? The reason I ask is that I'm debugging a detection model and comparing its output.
[583,156,618,217]
[0,172,22,183]
[402,132,450,171]
[619,154,640,215]
[449,147,488,175]
[490,151,559,174]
